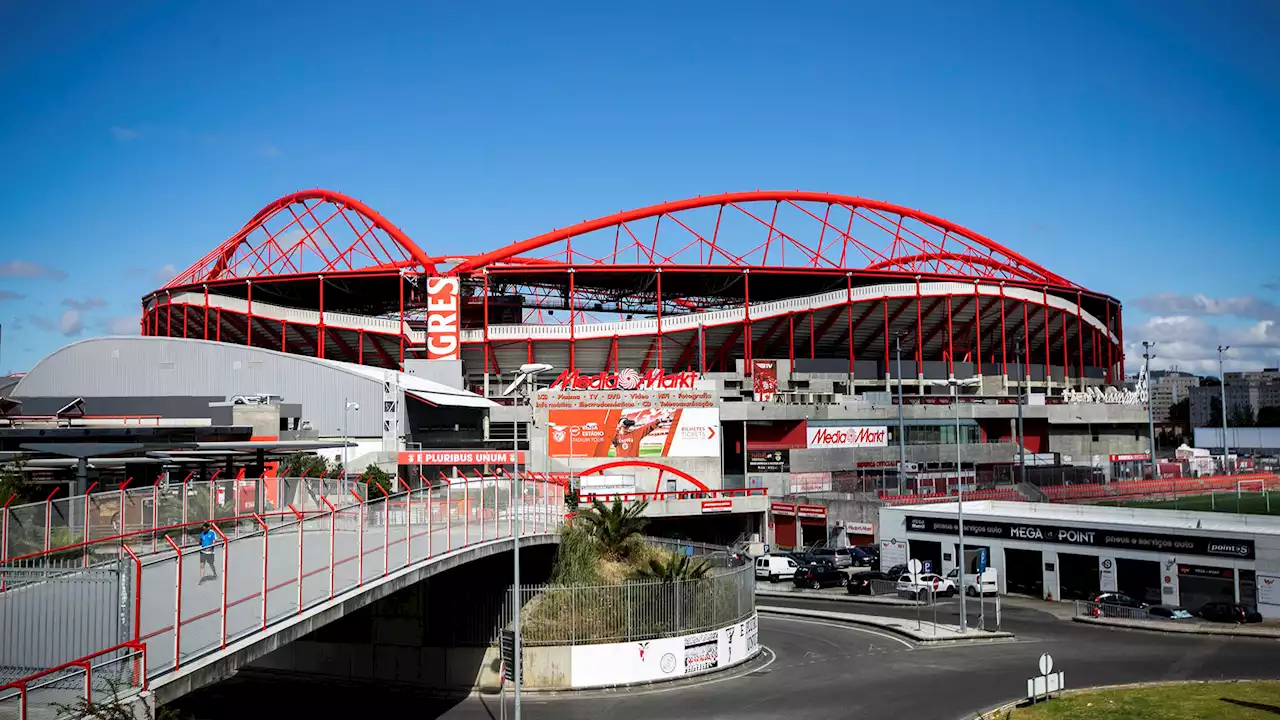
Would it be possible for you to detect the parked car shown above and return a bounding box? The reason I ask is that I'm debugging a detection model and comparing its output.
[793,563,848,590]
[945,567,999,596]
[1195,601,1263,624]
[809,548,852,569]
[755,555,799,582]
[882,563,909,578]
[1147,605,1196,621]
[896,573,956,599]
[1091,592,1147,609]
[846,570,894,595]
[857,544,880,563]
[848,547,874,567]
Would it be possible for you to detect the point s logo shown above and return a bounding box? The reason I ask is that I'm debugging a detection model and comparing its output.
[1207,542,1251,558]
[806,425,889,448]
[425,276,460,360]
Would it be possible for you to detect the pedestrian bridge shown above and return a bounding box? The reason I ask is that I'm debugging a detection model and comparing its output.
[0,477,565,718]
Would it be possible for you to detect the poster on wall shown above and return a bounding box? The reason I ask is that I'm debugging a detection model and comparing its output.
[880,539,908,572]
[1099,556,1118,592]
[745,615,759,654]
[789,472,832,493]
[1258,574,1280,606]
[424,276,461,360]
[747,449,789,473]
[548,408,720,458]
[752,360,778,402]
[683,631,719,673]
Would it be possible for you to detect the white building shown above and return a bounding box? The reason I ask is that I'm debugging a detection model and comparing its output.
[878,500,1280,619]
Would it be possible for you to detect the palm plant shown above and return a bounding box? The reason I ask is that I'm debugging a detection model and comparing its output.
[575,497,649,558]
[632,552,712,582]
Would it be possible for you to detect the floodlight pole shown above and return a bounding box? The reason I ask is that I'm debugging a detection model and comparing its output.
[1142,342,1157,481]
[1218,346,1231,474]
[895,333,907,494]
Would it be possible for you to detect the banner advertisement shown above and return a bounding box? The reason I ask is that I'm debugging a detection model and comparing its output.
[1099,556,1117,592]
[398,450,526,465]
[424,276,460,360]
[747,449,789,473]
[579,474,637,495]
[752,360,778,402]
[548,408,720,458]
[789,472,832,493]
[806,425,889,449]
[1257,574,1280,606]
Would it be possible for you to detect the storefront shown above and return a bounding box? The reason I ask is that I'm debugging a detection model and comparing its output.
[879,500,1280,618]
[770,501,829,549]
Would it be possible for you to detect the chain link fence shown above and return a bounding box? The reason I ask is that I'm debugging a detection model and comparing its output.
[513,563,755,646]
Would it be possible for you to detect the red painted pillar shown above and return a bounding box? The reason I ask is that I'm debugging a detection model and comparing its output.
[1105,302,1113,382]
[282,320,288,352]
[203,285,209,339]
[847,274,854,376]
[655,269,663,367]
[182,304,188,339]
[318,276,326,360]
[216,308,221,342]
[569,269,577,370]
[1022,302,1030,380]
[915,279,922,378]
[483,271,490,383]
[1061,308,1069,385]
[743,271,751,369]
[1076,293,1084,387]
[999,285,1008,378]
[882,299,890,377]
[398,272,405,369]
[166,291,171,337]
[358,330,364,363]
[809,310,815,360]
[1042,291,1050,386]
[527,339,533,365]
[946,295,954,377]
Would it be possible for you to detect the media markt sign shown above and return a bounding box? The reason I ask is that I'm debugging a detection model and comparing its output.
[548,368,700,390]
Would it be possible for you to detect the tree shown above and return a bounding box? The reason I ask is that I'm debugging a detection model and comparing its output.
[1199,397,1223,428]
[279,452,340,478]
[632,553,712,582]
[0,461,38,505]
[1257,406,1280,427]
[564,484,580,512]
[1168,398,1191,435]
[1230,408,1256,428]
[359,463,395,496]
[575,497,649,559]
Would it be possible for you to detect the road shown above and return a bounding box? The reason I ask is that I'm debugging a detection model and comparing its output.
[174,593,1280,720]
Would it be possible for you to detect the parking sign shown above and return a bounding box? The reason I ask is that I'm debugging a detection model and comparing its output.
[922,560,933,574]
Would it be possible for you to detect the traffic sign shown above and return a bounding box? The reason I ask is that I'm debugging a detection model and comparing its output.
[922,559,933,574]
[932,577,941,592]
[1038,653,1053,676]
[908,559,923,575]
[977,548,988,574]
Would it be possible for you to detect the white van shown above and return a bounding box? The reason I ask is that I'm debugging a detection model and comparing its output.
[755,555,799,582]
[946,567,999,596]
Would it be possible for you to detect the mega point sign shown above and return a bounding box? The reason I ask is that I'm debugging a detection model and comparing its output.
[806,425,889,449]
[425,276,460,361]
[549,368,700,391]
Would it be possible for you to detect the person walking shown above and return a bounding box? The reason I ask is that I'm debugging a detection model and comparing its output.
[199,522,218,584]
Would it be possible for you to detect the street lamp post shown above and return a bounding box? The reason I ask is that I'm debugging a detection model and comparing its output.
[895,332,907,494]
[1218,345,1231,474]
[343,399,359,492]
[951,378,967,634]
[1014,340,1026,487]
[1142,342,1157,480]
[501,362,553,720]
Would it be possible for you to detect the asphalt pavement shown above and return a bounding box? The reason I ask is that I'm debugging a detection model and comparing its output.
[175,594,1280,720]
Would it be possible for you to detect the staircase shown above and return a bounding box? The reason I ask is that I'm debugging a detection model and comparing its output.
[1015,482,1049,503]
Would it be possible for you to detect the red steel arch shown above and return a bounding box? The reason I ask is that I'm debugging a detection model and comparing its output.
[164,189,437,289]
[448,190,1077,288]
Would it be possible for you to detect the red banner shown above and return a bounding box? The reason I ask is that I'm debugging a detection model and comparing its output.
[752,360,778,402]
[425,276,460,360]
[548,408,719,458]
[398,450,526,465]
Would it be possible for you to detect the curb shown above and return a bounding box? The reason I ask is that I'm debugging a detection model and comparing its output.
[1071,615,1280,639]
[758,605,1015,644]
[755,588,922,607]
[968,677,1280,720]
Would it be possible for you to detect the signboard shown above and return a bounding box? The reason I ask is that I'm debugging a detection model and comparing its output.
[424,276,461,360]
[579,474,637,495]
[539,387,716,409]
[752,360,778,402]
[789,472,832,493]
[701,499,733,514]
[977,548,988,574]
[398,450,526,465]
[549,368,699,391]
[906,515,1256,560]
[382,373,399,452]
[805,425,889,449]
[880,540,908,571]
[747,449,789,473]
[1161,555,1179,600]
[770,502,796,516]
[1099,556,1117,592]
[548,408,720,458]
[844,522,875,536]
[1257,574,1280,606]
[1109,453,1151,462]
[500,630,519,683]
[796,504,827,520]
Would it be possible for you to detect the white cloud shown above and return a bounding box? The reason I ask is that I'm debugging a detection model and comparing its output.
[153,263,177,284]
[0,259,65,280]
[58,309,83,336]
[103,315,140,335]
[1126,292,1280,375]
[1133,292,1280,322]
[61,296,106,310]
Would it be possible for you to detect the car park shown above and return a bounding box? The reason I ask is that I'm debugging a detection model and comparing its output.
[755,555,800,582]
[1147,605,1196,621]
[944,567,998,596]
[895,572,956,599]
[793,563,848,590]
[1195,601,1263,624]
[846,570,894,595]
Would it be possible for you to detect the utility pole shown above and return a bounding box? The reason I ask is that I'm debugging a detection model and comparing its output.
[895,332,907,494]
[1142,342,1157,481]
[951,378,967,634]
[1218,345,1231,474]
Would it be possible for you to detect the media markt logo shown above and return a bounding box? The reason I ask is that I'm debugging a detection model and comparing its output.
[549,368,699,391]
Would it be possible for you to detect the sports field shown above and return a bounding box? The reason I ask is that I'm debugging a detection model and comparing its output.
[1115,491,1279,516]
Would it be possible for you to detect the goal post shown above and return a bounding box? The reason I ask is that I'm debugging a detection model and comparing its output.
[1237,478,1270,513]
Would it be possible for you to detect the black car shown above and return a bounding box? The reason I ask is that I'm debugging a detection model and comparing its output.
[1091,592,1146,609]
[792,563,847,590]
[1147,605,1196,621]
[881,563,909,579]
[856,544,880,562]
[848,547,874,567]
[1195,601,1263,624]
[846,570,894,595]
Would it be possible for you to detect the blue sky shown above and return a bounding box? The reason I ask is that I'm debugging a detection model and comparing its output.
[0,0,1277,376]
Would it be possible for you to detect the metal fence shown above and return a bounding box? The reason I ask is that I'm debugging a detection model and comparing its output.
[514,563,755,646]
[1073,600,1151,621]
[0,475,566,720]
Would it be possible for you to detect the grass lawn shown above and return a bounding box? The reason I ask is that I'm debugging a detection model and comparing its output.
[1114,492,1280,516]
[1009,681,1280,719]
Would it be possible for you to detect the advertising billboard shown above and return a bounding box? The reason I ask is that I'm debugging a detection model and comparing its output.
[805,425,889,449]
[747,449,789,473]
[548,408,720,458]
[425,276,460,360]
[751,360,778,402]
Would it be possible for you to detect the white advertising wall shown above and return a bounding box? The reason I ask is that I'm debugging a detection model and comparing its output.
[569,614,759,689]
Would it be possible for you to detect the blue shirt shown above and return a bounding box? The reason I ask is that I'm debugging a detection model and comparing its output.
[200,530,216,553]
